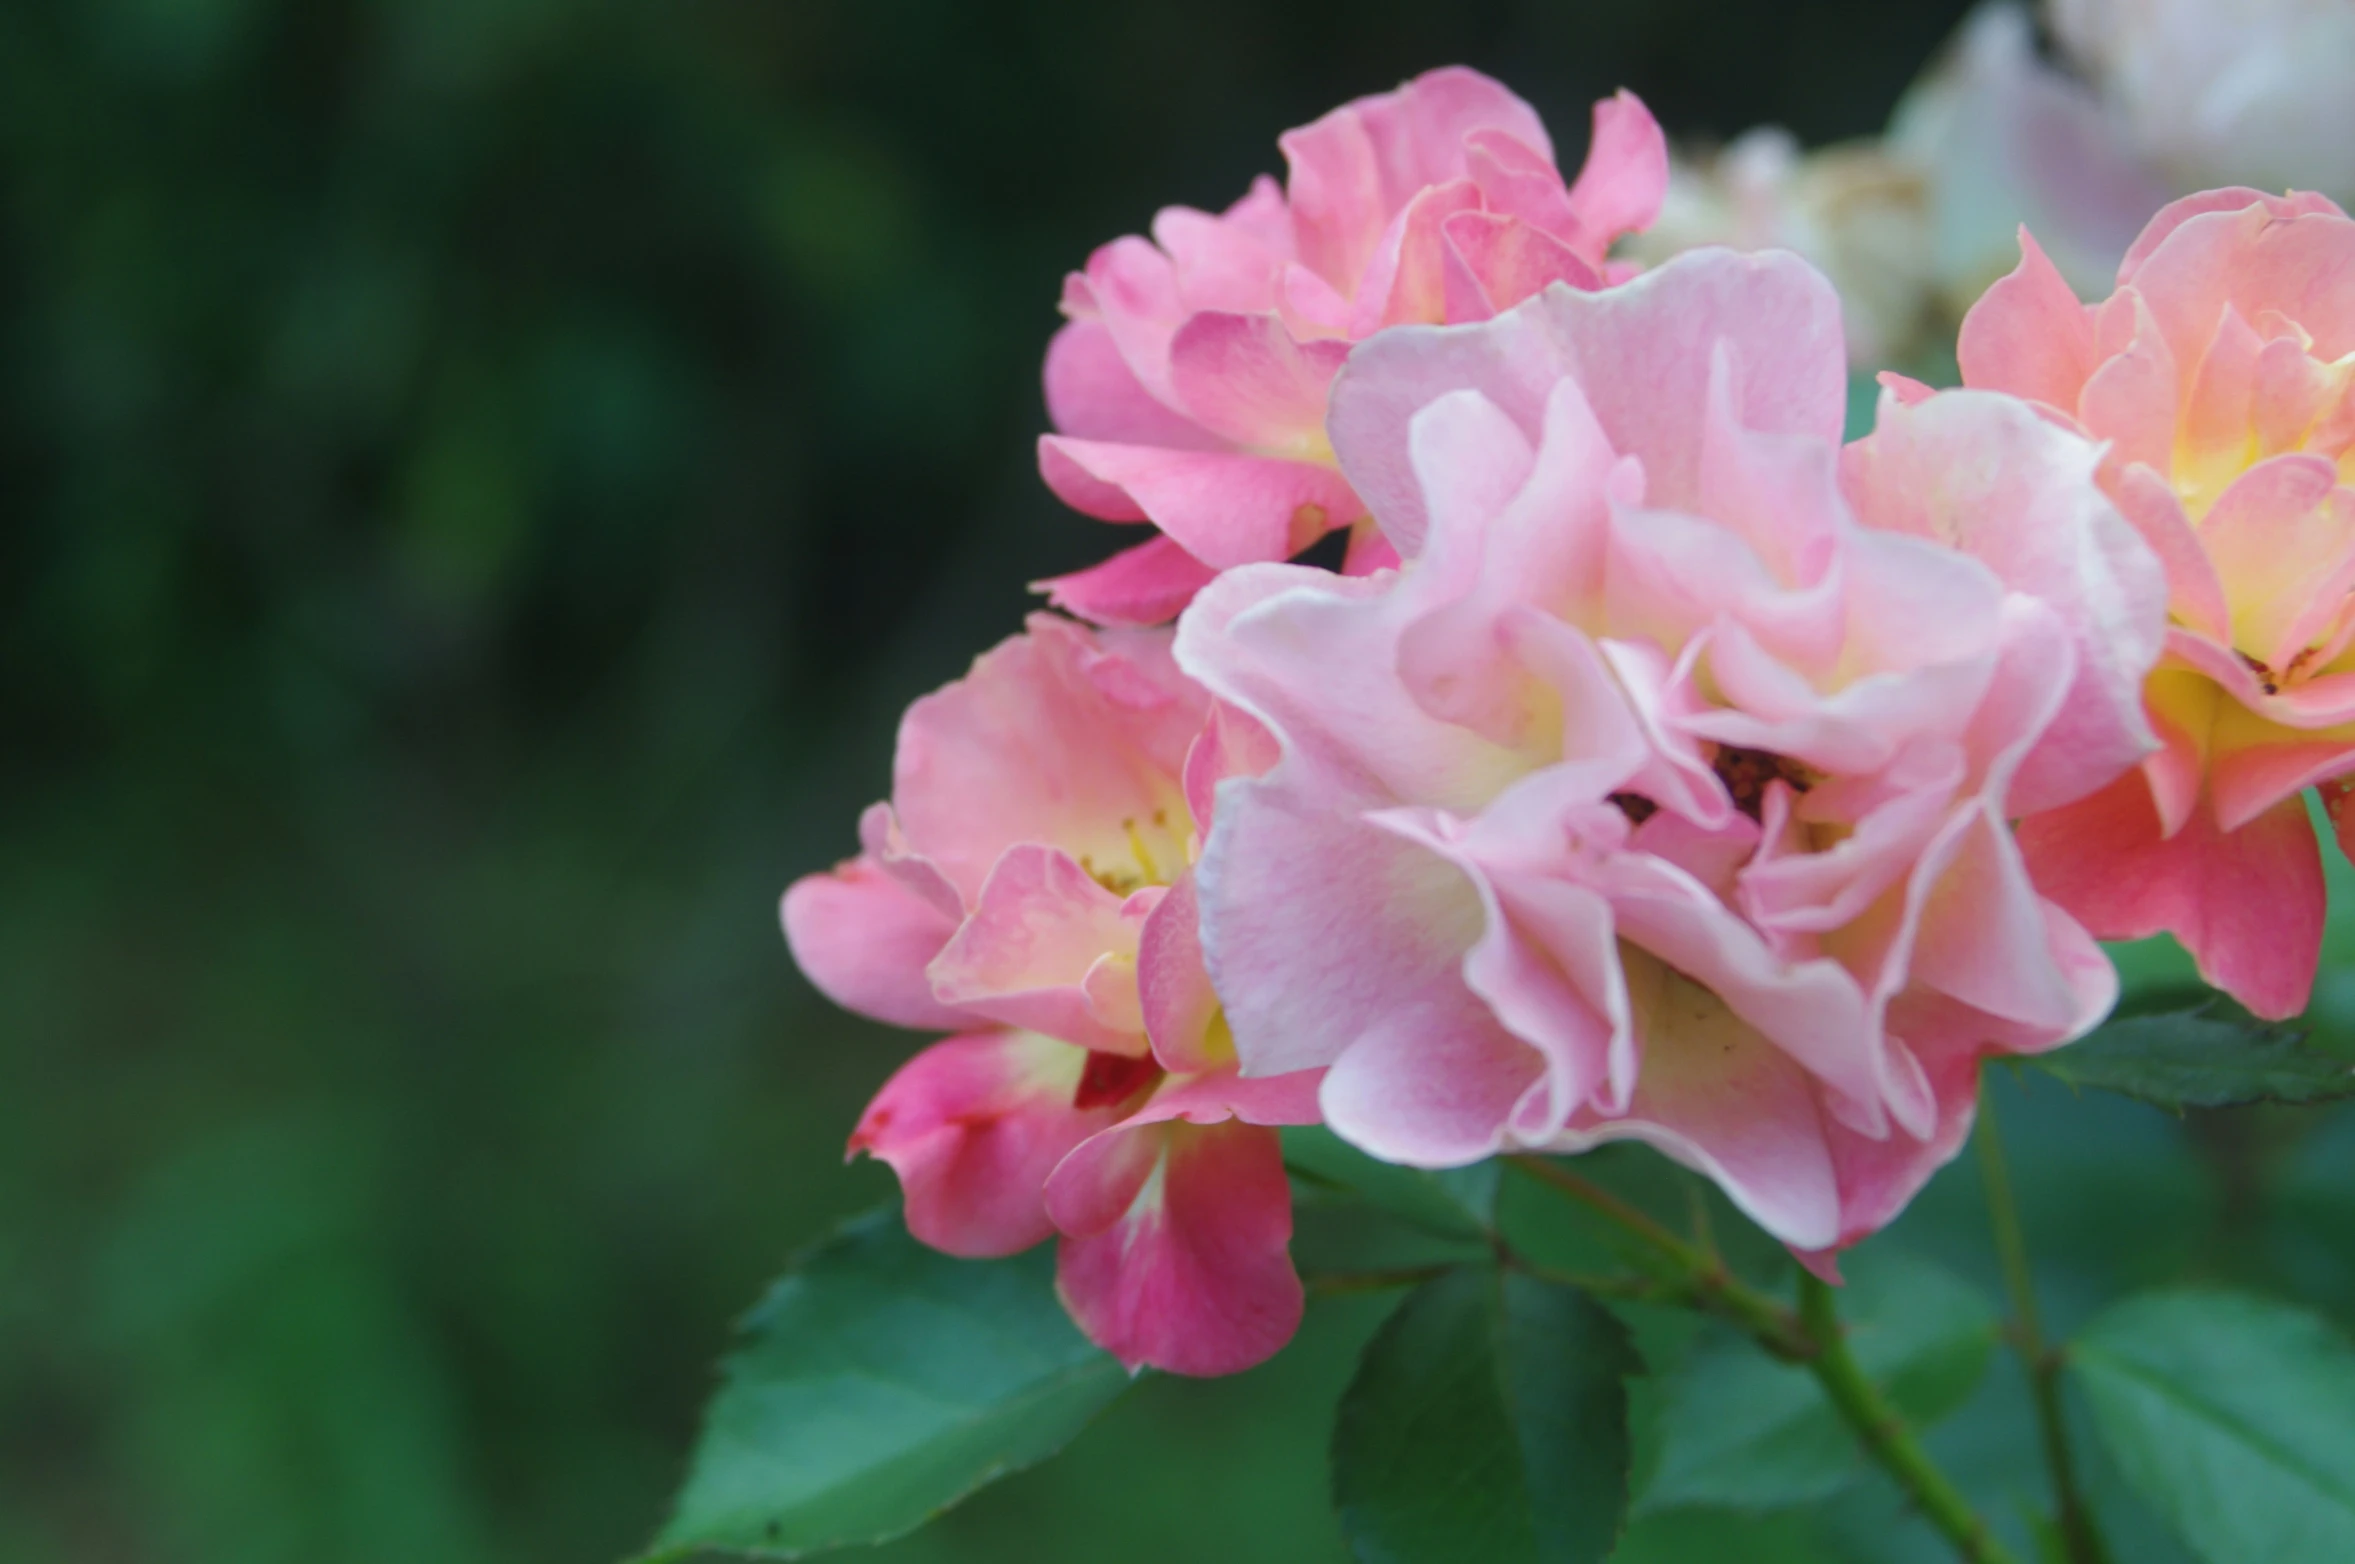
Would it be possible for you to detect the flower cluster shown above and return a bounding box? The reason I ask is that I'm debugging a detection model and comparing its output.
[784,65,2354,1378]
[1037,67,1667,625]
[784,615,1315,1376]
[1960,188,2355,1019]
[1180,251,2157,1262]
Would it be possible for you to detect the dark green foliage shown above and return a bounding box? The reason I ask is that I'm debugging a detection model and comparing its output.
[2031,1007,2355,1113]
[1285,1124,1500,1244]
[1332,1266,1638,1564]
[2072,1291,2355,1563]
[646,1209,1129,1560]
[1638,1252,1997,1513]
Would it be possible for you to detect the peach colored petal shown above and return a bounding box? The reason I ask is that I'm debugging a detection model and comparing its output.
[1956,228,2100,413]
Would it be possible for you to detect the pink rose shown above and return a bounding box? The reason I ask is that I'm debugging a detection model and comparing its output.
[1037,67,1668,627]
[783,615,1317,1375]
[1175,249,2162,1263]
[1960,188,2355,1018]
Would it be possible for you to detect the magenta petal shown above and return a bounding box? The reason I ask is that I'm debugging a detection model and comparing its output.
[1036,534,1218,628]
[1280,101,1390,297]
[1049,1118,1302,1376]
[782,855,970,1031]
[852,1031,1111,1258]
[2019,771,2324,1021]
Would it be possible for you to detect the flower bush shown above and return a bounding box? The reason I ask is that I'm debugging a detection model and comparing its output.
[653,60,2355,1564]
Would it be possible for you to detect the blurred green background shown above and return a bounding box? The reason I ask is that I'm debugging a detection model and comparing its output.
[19,2,2355,1561]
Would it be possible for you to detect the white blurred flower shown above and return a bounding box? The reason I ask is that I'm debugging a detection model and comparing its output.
[1624,130,1936,369]
[2049,0,2355,200]
[1621,0,2355,373]
[1889,4,2170,309]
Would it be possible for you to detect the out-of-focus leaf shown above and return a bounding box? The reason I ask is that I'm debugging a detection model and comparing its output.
[644,1207,1128,1561]
[1332,1265,1637,1564]
[2028,1006,2355,1112]
[2071,1290,2355,1564]
[1283,1125,1496,1242]
[1639,1251,1996,1513]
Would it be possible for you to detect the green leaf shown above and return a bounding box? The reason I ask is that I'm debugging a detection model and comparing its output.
[2071,1289,2355,1564]
[644,1207,1130,1561]
[2029,1006,2355,1112]
[1332,1264,1638,1564]
[1638,1250,1996,1513]
[1284,1124,1497,1242]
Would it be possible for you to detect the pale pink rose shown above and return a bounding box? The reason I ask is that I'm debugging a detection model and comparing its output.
[1175,249,2161,1262]
[1037,67,1668,627]
[1960,188,2355,1019]
[783,614,1317,1375]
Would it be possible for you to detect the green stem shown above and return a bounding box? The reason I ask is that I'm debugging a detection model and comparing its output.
[1507,1154,2021,1564]
[1976,1084,2109,1564]
[1504,1155,1814,1358]
[1799,1275,2025,1564]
